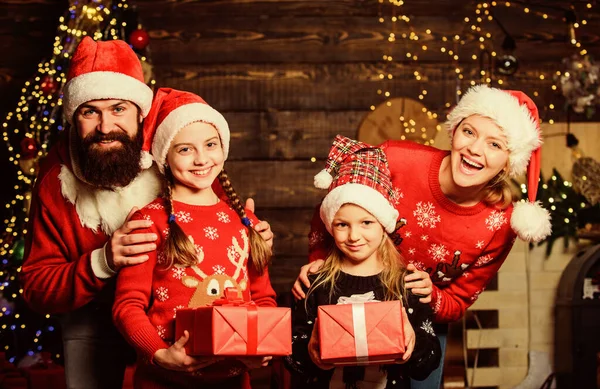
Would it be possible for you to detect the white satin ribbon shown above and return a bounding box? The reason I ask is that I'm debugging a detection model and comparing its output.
[352,303,369,363]
[337,291,380,364]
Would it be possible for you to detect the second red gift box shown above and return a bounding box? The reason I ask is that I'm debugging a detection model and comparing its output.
[318,299,405,365]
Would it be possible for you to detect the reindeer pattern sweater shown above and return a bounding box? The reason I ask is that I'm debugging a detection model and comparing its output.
[113,197,277,382]
[309,141,518,323]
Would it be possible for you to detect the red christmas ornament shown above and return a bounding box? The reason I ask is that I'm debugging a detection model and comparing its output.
[129,28,150,50]
[20,137,38,160]
[40,75,57,95]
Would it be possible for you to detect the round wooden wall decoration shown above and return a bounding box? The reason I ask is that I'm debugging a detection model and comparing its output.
[357,97,441,147]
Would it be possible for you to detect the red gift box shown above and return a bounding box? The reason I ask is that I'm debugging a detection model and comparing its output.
[318,299,405,365]
[20,366,65,389]
[175,289,291,356]
[1,375,28,389]
[17,353,65,389]
[0,353,27,389]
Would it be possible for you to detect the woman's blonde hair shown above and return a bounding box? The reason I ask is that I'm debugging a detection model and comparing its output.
[160,168,272,274]
[481,168,515,209]
[306,233,407,304]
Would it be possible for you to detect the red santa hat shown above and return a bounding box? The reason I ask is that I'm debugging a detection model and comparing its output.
[314,135,399,234]
[64,36,155,170]
[142,87,230,174]
[63,37,153,122]
[445,84,551,242]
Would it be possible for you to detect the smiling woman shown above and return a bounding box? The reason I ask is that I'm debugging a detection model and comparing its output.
[440,115,510,207]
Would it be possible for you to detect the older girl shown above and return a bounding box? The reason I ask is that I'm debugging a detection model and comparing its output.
[113,88,276,388]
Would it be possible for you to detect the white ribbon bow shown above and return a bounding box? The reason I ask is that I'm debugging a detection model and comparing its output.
[336,291,380,305]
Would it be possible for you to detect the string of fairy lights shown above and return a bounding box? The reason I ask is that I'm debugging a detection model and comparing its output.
[373,0,596,146]
[520,176,584,218]
[0,0,154,363]
[369,0,599,233]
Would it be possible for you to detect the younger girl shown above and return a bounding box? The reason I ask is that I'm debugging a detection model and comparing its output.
[112,88,277,389]
[285,135,441,389]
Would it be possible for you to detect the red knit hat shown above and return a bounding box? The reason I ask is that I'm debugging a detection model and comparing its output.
[142,88,230,173]
[63,37,153,125]
[445,84,551,242]
[314,135,399,233]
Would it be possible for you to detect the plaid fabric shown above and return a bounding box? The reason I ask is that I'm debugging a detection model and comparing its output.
[325,135,397,205]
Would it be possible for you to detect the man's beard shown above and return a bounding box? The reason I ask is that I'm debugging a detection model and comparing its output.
[77,124,144,189]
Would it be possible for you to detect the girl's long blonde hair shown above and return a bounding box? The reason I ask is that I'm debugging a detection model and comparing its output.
[160,168,272,274]
[306,233,407,304]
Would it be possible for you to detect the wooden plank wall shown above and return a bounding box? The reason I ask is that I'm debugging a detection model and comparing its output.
[134,0,600,294]
[137,0,459,293]
[2,0,600,294]
[467,240,529,388]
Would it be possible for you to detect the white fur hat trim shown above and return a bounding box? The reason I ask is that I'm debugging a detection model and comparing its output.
[320,183,399,234]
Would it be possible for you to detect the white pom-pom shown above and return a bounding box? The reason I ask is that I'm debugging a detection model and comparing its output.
[139,151,154,170]
[314,169,334,189]
[510,200,552,243]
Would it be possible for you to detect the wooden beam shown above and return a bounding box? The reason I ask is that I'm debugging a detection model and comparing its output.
[138,14,600,65]
[0,0,64,3]
[225,160,322,208]
[156,62,569,113]
[257,208,312,256]
[133,1,600,65]
[136,0,599,22]
[0,2,64,36]
[269,255,307,295]
[140,16,459,64]
[0,16,57,35]
[157,62,457,112]
[466,328,528,349]
[471,290,527,310]
[2,71,587,125]
[224,110,367,160]
[466,366,528,387]
[136,0,462,18]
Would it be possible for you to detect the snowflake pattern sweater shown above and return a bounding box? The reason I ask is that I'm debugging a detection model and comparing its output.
[112,197,277,384]
[285,272,441,389]
[309,141,518,323]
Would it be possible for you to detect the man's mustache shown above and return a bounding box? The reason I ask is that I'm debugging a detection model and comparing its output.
[82,131,131,145]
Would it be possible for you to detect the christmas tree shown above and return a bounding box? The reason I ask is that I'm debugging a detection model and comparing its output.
[0,0,154,365]
[516,168,600,256]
